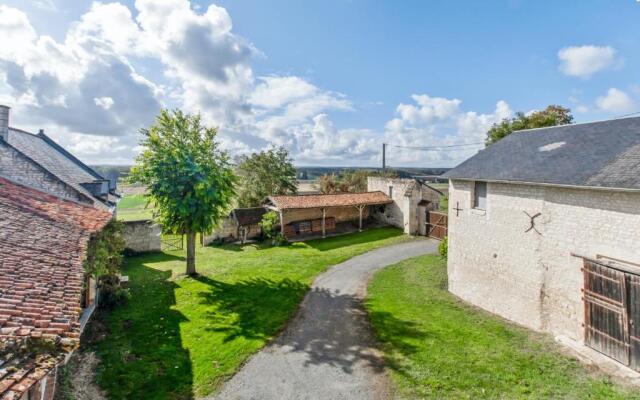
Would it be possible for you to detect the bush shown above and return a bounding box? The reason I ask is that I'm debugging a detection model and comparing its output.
[99,275,131,309]
[439,236,448,259]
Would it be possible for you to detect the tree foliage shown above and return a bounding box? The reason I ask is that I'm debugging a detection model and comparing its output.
[129,109,237,274]
[317,169,397,194]
[259,210,285,246]
[486,105,574,145]
[235,147,297,208]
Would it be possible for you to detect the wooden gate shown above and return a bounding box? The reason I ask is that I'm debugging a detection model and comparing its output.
[426,211,448,240]
[582,258,640,370]
[161,234,184,251]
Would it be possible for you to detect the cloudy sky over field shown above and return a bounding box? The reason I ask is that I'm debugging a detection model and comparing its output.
[1,0,639,166]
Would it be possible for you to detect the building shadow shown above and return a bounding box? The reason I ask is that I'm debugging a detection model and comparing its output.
[195,275,309,342]
[85,265,194,399]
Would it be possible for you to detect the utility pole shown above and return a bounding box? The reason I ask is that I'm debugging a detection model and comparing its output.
[382,143,387,174]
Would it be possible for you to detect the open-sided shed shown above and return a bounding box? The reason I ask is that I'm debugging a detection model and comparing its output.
[265,191,392,239]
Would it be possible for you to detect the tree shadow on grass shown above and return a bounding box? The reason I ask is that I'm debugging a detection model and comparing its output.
[195,275,309,342]
[300,227,404,252]
[87,265,194,400]
[274,287,429,375]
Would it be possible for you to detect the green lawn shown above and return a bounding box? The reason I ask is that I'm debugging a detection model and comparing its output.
[116,194,154,221]
[366,255,640,399]
[90,227,411,399]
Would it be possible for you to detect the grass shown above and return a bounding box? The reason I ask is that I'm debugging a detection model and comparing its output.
[365,255,640,399]
[116,194,154,221]
[90,227,410,399]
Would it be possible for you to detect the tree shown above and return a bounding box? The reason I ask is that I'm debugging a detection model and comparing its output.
[129,109,236,275]
[236,147,297,208]
[317,169,398,194]
[486,105,574,145]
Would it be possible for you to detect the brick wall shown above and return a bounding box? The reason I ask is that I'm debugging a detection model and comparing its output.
[447,179,640,341]
[0,141,87,203]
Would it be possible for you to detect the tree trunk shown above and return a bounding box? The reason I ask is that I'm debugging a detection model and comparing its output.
[186,232,197,276]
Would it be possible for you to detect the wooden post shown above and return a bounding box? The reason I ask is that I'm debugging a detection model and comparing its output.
[321,208,326,238]
[279,210,285,237]
[358,205,364,232]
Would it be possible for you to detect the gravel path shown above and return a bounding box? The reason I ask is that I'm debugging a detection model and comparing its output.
[210,238,439,400]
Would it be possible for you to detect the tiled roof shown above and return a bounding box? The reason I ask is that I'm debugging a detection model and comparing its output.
[443,116,640,190]
[232,207,267,226]
[5,128,109,208]
[0,177,111,398]
[268,191,392,210]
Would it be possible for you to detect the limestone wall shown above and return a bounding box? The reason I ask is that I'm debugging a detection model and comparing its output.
[447,180,640,341]
[122,220,161,253]
[201,217,263,245]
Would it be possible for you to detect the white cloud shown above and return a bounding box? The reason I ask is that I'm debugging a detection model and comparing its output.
[94,96,115,110]
[0,2,513,167]
[558,45,617,78]
[384,96,512,165]
[595,88,636,114]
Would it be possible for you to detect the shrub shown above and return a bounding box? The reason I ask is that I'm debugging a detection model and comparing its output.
[439,236,448,259]
[99,275,131,309]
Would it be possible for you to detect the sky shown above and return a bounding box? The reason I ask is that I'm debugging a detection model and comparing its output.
[0,0,639,167]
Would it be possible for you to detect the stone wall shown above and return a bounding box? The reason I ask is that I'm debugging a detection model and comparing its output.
[201,217,264,245]
[0,141,89,204]
[367,177,443,235]
[447,179,640,342]
[122,220,161,253]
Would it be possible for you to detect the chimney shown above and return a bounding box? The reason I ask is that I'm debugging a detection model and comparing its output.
[0,105,9,142]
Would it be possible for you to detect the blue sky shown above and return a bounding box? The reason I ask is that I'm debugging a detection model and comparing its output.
[1,0,639,166]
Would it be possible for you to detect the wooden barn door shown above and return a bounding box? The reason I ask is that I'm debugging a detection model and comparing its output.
[582,260,630,365]
[627,274,640,370]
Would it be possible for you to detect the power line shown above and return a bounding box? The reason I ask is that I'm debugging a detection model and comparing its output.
[613,111,640,119]
[390,142,484,151]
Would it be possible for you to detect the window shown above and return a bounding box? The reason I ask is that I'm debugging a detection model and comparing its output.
[388,186,393,198]
[473,181,487,210]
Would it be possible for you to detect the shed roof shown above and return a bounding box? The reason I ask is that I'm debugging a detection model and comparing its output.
[232,207,267,226]
[0,177,112,398]
[443,116,640,190]
[267,191,392,210]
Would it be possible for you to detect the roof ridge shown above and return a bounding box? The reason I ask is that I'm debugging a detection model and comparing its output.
[271,191,385,198]
[510,115,640,135]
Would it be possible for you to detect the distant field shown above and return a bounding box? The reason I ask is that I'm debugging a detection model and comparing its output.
[116,194,154,221]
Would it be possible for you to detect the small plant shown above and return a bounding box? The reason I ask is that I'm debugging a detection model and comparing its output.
[439,236,448,259]
[260,211,280,244]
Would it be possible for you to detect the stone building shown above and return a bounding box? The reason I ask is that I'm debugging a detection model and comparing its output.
[0,105,118,211]
[443,117,640,373]
[0,176,112,399]
[202,207,267,244]
[367,177,444,235]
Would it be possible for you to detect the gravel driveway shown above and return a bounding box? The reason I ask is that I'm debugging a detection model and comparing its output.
[210,238,439,400]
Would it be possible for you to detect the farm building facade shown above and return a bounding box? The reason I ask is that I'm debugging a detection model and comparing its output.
[444,117,640,372]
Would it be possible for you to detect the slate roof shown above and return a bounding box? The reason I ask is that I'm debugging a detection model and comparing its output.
[443,117,640,190]
[5,128,114,208]
[232,207,267,226]
[268,192,392,210]
[0,176,112,398]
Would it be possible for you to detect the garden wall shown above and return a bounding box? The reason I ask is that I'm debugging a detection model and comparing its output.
[122,220,161,253]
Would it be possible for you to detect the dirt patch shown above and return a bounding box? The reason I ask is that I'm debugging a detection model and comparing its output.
[55,351,106,400]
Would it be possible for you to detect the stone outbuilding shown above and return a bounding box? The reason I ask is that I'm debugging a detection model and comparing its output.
[367,177,444,235]
[443,117,640,374]
[202,207,267,244]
